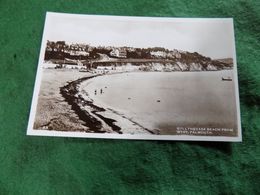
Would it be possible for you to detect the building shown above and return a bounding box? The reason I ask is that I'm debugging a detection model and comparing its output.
[110,48,127,58]
[150,51,167,58]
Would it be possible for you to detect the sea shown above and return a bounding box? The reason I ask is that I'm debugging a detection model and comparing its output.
[79,70,238,135]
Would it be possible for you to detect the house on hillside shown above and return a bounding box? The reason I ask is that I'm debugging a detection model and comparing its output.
[69,50,89,57]
[150,51,167,58]
[167,49,181,59]
[110,48,127,58]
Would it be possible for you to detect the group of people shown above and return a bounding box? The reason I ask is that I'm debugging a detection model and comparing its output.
[94,89,103,95]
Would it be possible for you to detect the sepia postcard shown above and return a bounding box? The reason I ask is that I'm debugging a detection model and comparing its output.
[27,12,242,141]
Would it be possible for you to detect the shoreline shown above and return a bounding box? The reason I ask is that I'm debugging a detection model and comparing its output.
[60,71,156,134]
[33,69,94,132]
[35,68,237,136]
[74,70,237,136]
[60,74,123,133]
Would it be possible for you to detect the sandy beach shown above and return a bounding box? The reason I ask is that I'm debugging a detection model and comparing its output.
[33,67,238,136]
[33,68,151,134]
[33,68,93,132]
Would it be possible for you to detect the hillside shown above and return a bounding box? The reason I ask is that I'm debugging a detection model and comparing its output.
[44,41,233,71]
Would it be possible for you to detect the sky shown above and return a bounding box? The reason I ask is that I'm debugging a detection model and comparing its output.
[44,12,235,59]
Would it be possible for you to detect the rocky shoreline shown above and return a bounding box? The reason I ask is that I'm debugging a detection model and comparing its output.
[60,74,123,133]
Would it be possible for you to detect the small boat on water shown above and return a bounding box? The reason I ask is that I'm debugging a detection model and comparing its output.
[222,76,232,81]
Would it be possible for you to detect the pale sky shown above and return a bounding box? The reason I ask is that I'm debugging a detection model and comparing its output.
[44,12,235,59]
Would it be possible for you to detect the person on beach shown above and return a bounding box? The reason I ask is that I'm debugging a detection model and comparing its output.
[100,89,103,94]
[95,90,97,95]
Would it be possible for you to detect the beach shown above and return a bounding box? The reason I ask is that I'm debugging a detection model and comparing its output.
[33,68,238,136]
[33,68,152,134]
[33,68,93,132]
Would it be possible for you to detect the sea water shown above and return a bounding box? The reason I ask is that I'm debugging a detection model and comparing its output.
[80,70,237,134]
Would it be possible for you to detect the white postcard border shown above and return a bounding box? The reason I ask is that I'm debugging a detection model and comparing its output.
[27,12,242,142]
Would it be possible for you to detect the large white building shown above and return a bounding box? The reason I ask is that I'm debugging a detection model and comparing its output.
[110,48,127,58]
[150,51,167,58]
